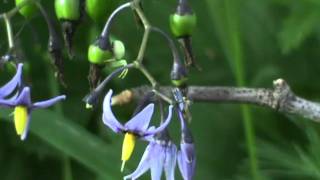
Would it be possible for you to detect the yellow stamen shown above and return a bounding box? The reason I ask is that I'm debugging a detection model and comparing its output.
[14,106,28,136]
[121,132,136,172]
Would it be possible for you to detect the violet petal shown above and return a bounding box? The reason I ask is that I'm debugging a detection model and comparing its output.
[125,103,154,133]
[102,90,124,133]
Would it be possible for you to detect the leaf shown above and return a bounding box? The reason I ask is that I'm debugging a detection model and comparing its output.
[204,1,258,179]
[0,108,122,179]
[278,8,320,54]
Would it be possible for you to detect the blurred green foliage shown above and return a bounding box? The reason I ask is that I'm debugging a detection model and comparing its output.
[1,0,320,179]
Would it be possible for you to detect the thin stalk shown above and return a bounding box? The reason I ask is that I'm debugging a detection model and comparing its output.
[224,0,259,179]
[133,0,151,63]
[133,0,150,29]
[136,28,150,63]
[46,56,73,180]
[3,14,14,49]
[101,2,131,38]
[135,63,157,87]
[150,27,180,62]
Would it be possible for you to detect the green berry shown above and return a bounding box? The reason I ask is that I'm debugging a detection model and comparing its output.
[15,0,37,18]
[86,0,117,22]
[55,0,80,21]
[170,13,197,37]
[88,44,112,64]
[113,40,125,60]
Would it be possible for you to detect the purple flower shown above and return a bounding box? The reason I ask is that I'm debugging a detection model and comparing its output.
[0,63,23,99]
[124,139,177,180]
[102,89,173,171]
[177,110,196,180]
[0,87,66,140]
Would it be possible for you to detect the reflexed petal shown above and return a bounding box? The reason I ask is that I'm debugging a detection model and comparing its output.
[125,104,154,133]
[32,95,66,109]
[150,144,165,180]
[14,87,32,106]
[102,90,124,133]
[0,63,23,98]
[124,143,156,180]
[177,143,196,180]
[20,114,31,141]
[144,105,173,136]
[0,98,17,107]
[164,144,177,180]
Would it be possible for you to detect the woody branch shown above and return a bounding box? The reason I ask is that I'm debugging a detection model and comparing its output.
[112,78,320,122]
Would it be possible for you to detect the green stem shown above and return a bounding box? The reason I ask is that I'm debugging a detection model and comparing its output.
[136,28,150,63]
[63,155,73,180]
[3,14,14,50]
[134,62,157,87]
[46,57,73,180]
[131,1,174,104]
[134,1,151,63]
[0,0,40,50]
[224,0,259,179]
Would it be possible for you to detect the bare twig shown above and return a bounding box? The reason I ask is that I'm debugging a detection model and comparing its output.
[112,79,320,122]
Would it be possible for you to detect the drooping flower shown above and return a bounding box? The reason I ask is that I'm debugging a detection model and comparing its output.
[124,135,177,180]
[172,88,196,180]
[177,110,196,180]
[0,63,23,99]
[0,86,66,140]
[102,89,173,171]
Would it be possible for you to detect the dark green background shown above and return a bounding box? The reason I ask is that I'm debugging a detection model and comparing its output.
[1,0,320,179]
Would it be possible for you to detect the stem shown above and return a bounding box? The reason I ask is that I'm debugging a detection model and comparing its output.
[150,27,180,62]
[83,63,135,106]
[133,1,150,29]
[224,0,259,178]
[3,14,14,50]
[45,56,73,180]
[153,89,173,104]
[133,0,151,63]
[136,28,150,63]
[62,155,73,180]
[101,2,132,38]
[135,62,157,87]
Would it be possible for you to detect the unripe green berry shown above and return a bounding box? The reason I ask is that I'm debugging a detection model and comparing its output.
[113,40,125,60]
[86,0,117,22]
[88,44,112,64]
[15,0,37,19]
[55,0,80,21]
[170,13,197,37]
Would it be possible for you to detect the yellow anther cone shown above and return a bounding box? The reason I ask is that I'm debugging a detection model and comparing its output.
[14,106,28,136]
[121,133,136,172]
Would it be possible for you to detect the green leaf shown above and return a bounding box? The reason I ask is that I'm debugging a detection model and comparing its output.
[205,1,258,179]
[279,8,320,54]
[0,108,121,179]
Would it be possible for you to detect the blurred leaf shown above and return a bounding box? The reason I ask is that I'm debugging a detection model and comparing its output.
[205,1,259,179]
[278,7,320,54]
[256,127,320,179]
[0,108,121,179]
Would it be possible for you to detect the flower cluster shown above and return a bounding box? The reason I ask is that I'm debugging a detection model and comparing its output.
[0,63,66,140]
[102,89,196,180]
